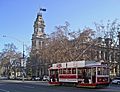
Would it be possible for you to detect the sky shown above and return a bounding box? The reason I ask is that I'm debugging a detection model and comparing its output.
[0,0,120,53]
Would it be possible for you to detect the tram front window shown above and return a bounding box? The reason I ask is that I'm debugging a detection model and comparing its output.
[103,67,109,75]
[97,67,108,75]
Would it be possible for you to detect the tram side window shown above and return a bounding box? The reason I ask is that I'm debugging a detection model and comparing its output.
[59,69,62,74]
[72,68,76,74]
[63,69,66,74]
[67,68,71,74]
[78,68,82,75]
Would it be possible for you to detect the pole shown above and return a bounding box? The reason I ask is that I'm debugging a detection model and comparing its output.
[22,43,25,82]
[118,32,120,76]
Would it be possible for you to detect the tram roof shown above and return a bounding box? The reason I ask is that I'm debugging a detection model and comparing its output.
[49,60,107,69]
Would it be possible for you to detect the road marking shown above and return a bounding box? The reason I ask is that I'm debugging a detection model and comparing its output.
[0,89,10,92]
[23,86,35,89]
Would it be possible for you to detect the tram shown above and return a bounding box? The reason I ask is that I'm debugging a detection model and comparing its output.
[48,61,110,88]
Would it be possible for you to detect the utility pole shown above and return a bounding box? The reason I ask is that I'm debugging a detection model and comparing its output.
[22,43,25,82]
[117,32,120,76]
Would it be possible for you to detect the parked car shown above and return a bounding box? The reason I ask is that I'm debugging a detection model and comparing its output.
[31,76,40,81]
[0,76,8,80]
[111,77,120,84]
[42,75,49,81]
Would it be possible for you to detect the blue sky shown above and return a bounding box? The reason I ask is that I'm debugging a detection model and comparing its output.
[0,0,120,52]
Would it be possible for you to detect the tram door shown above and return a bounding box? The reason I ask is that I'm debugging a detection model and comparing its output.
[49,69,59,82]
[91,67,96,83]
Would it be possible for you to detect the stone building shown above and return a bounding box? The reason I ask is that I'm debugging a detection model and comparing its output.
[30,10,47,77]
[94,37,119,77]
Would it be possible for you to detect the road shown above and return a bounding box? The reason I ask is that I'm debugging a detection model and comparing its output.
[0,80,120,92]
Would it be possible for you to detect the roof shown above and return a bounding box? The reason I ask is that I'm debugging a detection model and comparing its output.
[49,60,103,69]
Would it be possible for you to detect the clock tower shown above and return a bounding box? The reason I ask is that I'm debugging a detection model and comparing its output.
[31,9,46,77]
[32,10,45,50]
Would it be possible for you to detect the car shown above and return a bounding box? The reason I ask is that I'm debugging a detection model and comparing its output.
[31,76,40,81]
[42,75,49,81]
[111,77,120,84]
[0,76,8,80]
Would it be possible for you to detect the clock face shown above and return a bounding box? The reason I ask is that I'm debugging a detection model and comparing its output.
[38,16,42,21]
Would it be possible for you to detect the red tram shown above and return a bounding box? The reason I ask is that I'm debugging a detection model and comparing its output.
[48,61,110,88]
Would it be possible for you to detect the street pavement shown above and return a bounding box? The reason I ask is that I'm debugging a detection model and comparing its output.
[0,80,120,92]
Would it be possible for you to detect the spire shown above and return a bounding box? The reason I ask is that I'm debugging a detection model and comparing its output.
[33,8,46,38]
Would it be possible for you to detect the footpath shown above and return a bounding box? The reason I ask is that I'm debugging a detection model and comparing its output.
[0,80,49,85]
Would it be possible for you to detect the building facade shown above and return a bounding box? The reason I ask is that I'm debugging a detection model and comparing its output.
[30,10,47,77]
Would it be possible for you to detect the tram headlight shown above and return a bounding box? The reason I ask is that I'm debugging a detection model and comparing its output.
[102,78,108,82]
[103,79,105,82]
[98,78,102,82]
[104,78,108,82]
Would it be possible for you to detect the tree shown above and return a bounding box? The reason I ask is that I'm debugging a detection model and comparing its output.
[94,20,120,76]
[37,22,97,64]
[29,20,120,77]
[0,43,22,78]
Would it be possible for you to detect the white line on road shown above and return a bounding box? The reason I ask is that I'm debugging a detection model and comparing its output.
[0,89,10,92]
